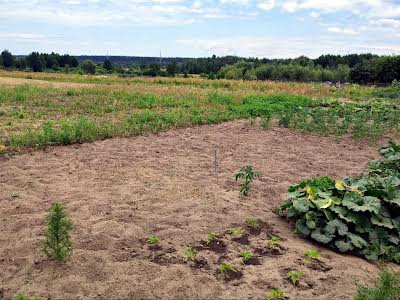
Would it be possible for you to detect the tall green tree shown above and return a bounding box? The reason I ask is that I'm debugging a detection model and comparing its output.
[26,52,46,72]
[103,58,113,71]
[1,50,15,68]
[81,60,96,74]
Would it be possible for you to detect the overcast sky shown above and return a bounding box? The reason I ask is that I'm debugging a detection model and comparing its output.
[1,0,400,58]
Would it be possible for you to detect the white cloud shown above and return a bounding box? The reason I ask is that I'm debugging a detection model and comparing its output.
[328,26,359,35]
[257,0,275,10]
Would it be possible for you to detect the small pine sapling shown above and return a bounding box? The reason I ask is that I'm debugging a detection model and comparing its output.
[287,270,303,285]
[183,247,198,262]
[235,165,260,195]
[43,202,72,261]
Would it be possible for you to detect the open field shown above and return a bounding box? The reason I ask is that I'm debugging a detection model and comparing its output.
[0,71,399,155]
[1,120,396,300]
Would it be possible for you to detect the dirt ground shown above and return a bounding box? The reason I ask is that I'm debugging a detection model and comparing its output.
[0,120,396,300]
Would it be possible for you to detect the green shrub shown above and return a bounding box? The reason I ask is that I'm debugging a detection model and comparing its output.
[235,165,260,195]
[354,269,400,300]
[43,202,72,261]
[279,140,400,263]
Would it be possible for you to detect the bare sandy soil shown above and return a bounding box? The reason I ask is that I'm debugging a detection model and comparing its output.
[0,120,396,300]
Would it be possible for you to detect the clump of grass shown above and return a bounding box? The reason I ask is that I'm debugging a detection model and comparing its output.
[183,247,198,262]
[265,288,286,300]
[220,263,238,277]
[206,232,218,244]
[227,227,245,238]
[304,249,320,261]
[354,269,400,300]
[245,216,259,229]
[235,165,260,195]
[239,251,254,263]
[266,236,281,249]
[287,270,303,285]
[43,202,73,261]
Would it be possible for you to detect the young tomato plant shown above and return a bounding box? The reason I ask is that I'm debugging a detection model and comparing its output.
[227,227,245,238]
[183,247,198,262]
[266,236,281,249]
[245,217,259,229]
[287,270,303,285]
[239,251,254,263]
[220,263,238,277]
[304,250,320,261]
[206,232,218,244]
[235,165,260,195]
[147,235,160,246]
[265,288,286,300]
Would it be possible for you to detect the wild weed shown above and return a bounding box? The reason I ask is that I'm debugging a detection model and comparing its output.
[206,232,218,244]
[227,227,245,238]
[183,247,198,262]
[266,236,281,249]
[220,263,238,277]
[245,217,259,229]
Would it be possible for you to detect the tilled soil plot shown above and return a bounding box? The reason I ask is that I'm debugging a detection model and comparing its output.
[0,120,395,300]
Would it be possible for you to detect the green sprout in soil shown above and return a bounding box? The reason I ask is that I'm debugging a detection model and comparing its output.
[239,251,254,263]
[266,236,281,249]
[227,227,245,238]
[220,263,238,277]
[235,165,260,195]
[304,250,320,261]
[265,288,286,300]
[183,247,198,262]
[206,232,218,244]
[245,217,259,229]
[43,202,72,261]
[287,270,303,285]
[146,235,160,245]
[12,294,41,300]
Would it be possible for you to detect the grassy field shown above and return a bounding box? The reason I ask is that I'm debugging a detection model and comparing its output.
[0,70,399,154]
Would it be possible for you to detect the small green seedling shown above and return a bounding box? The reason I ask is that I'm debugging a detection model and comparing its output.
[206,232,218,244]
[43,202,73,261]
[245,217,259,229]
[227,227,245,238]
[266,236,281,249]
[220,263,238,277]
[239,251,254,263]
[146,235,160,245]
[235,165,260,195]
[183,247,198,261]
[287,270,303,285]
[304,250,320,261]
[12,294,41,300]
[266,289,286,300]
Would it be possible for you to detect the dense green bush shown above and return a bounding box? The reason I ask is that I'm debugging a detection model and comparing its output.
[279,140,400,263]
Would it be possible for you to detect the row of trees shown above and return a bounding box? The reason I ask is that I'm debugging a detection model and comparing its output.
[1,49,399,84]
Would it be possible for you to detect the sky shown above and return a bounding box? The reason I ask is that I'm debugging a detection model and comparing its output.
[1,0,400,58]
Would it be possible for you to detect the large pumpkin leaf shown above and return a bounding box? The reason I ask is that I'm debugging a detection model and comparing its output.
[342,192,381,214]
[347,233,368,249]
[330,205,362,224]
[311,229,334,244]
[296,219,311,236]
[371,214,395,229]
[292,197,310,213]
[311,197,333,210]
[335,239,354,252]
[326,219,348,236]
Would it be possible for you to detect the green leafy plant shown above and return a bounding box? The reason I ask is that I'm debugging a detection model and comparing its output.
[235,165,260,195]
[245,216,259,229]
[239,251,254,263]
[355,268,400,300]
[304,250,321,261]
[206,232,218,244]
[146,235,160,245]
[265,288,286,300]
[227,227,245,238]
[279,141,400,263]
[220,263,238,277]
[266,236,281,249]
[43,202,72,261]
[183,247,198,261]
[287,270,303,285]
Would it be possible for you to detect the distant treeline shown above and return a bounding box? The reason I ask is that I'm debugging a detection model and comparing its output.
[1,50,400,84]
